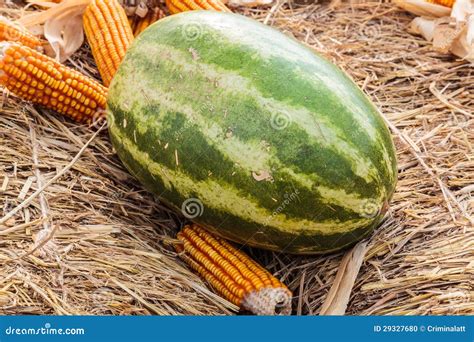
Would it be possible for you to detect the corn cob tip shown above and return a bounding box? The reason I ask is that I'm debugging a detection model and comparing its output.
[242,286,292,315]
[176,224,293,315]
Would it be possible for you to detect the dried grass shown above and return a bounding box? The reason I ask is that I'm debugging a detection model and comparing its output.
[0,1,473,315]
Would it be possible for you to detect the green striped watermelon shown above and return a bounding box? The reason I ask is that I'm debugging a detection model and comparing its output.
[107,11,397,254]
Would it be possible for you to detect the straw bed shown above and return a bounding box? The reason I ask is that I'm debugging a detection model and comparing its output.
[0,1,472,315]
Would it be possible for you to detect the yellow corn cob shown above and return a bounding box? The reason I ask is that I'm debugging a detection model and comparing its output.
[0,42,108,123]
[426,0,455,7]
[176,224,292,315]
[83,0,134,86]
[132,8,166,37]
[0,17,43,50]
[165,0,231,14]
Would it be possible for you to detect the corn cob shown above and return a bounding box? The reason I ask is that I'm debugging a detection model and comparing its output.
[0,42,107,123]
[176,224,292,315]
[0,17,43,51]
[165,0,231,14]
[132,8,166,37]
[83,0,134,86]
[426,0,455,7]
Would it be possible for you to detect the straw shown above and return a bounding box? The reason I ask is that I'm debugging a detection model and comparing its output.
[0,1,472,315]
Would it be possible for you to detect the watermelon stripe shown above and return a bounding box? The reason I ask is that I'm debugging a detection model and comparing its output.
[108,90,385,219]
[126,43,385,185]
[148,14,396,184]
[111,123,380,255]
[109,46,389,204]
[109,122,376,235]
[109,103,380,224]
[108,11,398,253]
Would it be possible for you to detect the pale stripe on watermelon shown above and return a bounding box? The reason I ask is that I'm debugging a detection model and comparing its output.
[113,44,386,187]
[107,11,397,253]
[135,12,396,184]
[109,75,386,214]
[109,124,376,234]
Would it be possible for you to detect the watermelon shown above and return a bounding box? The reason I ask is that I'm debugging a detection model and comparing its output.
[107,11,397,254]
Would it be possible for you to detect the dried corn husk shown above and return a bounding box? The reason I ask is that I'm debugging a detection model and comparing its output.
[396,0,474,62]
[395,0,451,17]
[19,0,90,61]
